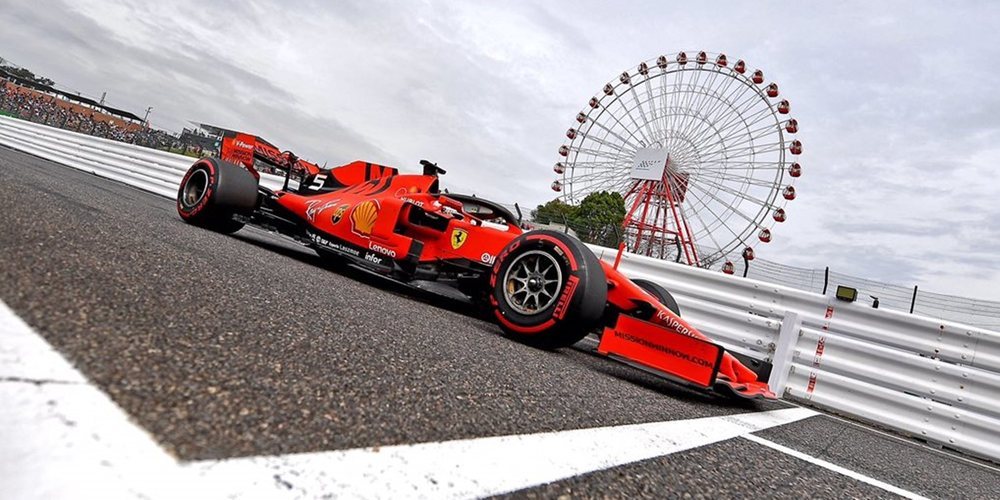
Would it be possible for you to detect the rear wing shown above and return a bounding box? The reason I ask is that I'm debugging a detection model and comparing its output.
[214,128,399,193]
[218,130,322,179]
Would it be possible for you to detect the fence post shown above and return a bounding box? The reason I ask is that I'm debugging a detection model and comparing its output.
[822,266,829,295]
[910,285,918,314]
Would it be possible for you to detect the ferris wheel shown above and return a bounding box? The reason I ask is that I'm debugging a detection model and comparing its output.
[552,50,801,272]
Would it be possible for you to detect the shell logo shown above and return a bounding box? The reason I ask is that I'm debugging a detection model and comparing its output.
[351,200,379,236]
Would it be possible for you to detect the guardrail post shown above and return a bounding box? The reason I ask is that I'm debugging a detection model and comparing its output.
[767,311,801,397]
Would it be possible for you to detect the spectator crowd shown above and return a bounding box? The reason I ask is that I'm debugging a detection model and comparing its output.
[0,82,183,152]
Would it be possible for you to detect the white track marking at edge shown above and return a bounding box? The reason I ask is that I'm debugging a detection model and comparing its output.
[0,299,192,499]
[1,298,819,499]
[185,407,818,499]
[742,434,930,500]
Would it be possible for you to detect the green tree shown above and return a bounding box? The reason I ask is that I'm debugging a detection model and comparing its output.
[532,198,576,225]
[571,191,625,247]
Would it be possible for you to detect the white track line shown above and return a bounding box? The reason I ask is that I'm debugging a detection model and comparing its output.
[185,407,818,499]
[742,434,929,500]
[0,298,817,499]
[0,300,193,499]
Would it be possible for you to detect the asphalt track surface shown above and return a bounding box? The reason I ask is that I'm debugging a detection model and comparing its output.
[2,147,999,498]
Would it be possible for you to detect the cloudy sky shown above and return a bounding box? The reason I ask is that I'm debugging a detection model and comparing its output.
[2,0,999,301]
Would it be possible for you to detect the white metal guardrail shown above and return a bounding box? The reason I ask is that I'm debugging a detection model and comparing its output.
[0,115,286,197]
[589,248,1000,462]
[2,115,999,462]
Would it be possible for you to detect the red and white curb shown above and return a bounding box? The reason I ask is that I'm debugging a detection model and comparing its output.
[0,299,924,499]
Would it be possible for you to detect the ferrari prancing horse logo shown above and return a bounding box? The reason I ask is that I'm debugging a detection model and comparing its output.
[451,228,468,250]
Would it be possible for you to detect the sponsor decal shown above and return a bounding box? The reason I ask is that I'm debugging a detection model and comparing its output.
[610,330,714,368]
[364,252,385,265]
[821,305,834,331]
[810,336,827,381]
[394,187,425,207]
[552,275,579,320]
[480,252,496,265]
[450,228,469,250]
[223,133,256,168]
[351,200,380,237]
[368,241,397,258]
[308,231,360,257]
[304,199,341,222]
[596,314,721,388]
[330,203,350,224]
[656,309,694,337]
[814,337,826,359]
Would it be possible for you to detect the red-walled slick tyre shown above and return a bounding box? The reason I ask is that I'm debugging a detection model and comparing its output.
[490,230,607,349]
[177,157,258,234]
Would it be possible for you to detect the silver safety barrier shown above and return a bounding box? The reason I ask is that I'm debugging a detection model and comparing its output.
[0,115,285,197]
[589,247,1000,462]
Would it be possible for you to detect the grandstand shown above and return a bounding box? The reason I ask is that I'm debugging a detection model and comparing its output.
[0,67,197,153]
[0,66,144,125]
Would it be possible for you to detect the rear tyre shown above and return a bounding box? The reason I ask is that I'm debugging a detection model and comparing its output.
[490,230,607,349]
[632,278,681,317]
[177,157,258,234]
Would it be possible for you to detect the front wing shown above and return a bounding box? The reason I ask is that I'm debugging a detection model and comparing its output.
[598,314,775,400]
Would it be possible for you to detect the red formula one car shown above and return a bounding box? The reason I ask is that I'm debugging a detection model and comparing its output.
[176,135,775,399]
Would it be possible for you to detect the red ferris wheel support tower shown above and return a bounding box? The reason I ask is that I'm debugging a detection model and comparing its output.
[620,151,700,266]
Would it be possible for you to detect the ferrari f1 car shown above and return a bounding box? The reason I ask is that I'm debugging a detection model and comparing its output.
[175,133,775,399]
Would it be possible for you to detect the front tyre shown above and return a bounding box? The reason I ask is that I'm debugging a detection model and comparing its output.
[177,157,258,234]
[632,278,681,317]
[490,230,607,349]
